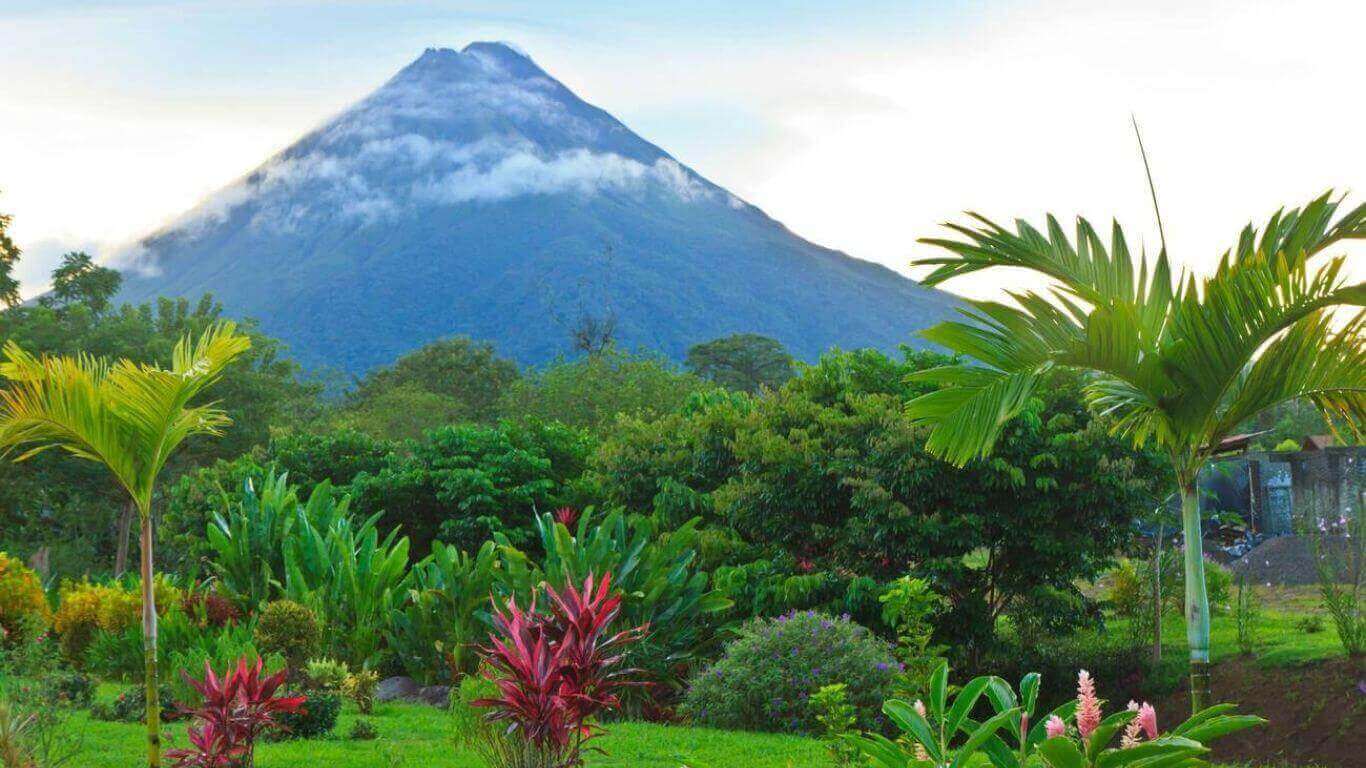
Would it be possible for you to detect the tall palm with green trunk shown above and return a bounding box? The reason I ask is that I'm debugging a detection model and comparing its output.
[903,191,1366,711]
[0,323,250,767]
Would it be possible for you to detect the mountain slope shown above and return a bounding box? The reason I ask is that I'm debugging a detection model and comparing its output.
[117,43,961,372]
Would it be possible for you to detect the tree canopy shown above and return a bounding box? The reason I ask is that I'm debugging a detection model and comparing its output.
[685,333,795,393]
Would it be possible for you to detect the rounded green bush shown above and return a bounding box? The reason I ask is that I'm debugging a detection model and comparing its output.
[273,690,340,740]
[680,610,898,734]
[254,600,320,672]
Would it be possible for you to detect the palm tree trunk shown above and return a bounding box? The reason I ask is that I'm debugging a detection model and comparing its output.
[1179,485,1211,713]
[1152,521,1163,665]
[139,505,161,768]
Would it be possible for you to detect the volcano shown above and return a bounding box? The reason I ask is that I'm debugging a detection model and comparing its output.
[116,43,960,372]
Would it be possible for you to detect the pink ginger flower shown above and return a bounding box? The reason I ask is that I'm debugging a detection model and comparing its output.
[1137,702,1158,740]
[1120,701,1159,748]
[911,700,931,761]
[1121,702,1143,748]
[1076,670,1102,740]
[1045,714,1067,739]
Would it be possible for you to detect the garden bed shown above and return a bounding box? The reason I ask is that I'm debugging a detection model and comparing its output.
[1157,656,1365,767]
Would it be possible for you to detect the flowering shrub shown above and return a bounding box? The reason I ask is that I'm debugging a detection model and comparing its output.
[1033,669,1262,768]
[471,573,644,768]
[0,553,49,646]
[851,664,1262,768]
[167,658,305,768]
[680,610,898,734]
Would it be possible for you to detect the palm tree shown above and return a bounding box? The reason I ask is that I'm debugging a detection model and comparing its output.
[904,191,1365,710]
[0,323,250,767]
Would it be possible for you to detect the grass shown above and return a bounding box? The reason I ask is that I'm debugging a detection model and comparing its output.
[1101,584,1348,669]
[41,586,1357,767]
[61,689,833,768]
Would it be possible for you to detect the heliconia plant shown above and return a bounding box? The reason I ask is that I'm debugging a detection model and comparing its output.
[472,573,645,768]
[847,660,1021,768]
[166,658,306,768]
[850,665,1262,768]
[1033,669,1263,768]
[972,672,1078,768]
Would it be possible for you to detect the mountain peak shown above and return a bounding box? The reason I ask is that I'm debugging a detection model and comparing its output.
[119,43,961,373]
[397,42,544,84]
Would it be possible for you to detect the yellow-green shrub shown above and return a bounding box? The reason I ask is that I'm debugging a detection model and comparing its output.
[0,552,50,644]
[343,668,379,714]
[53,577,181,662]
[254,600,320,671]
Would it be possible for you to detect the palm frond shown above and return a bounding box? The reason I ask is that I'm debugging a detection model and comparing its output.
[906,366,1047,466]
[1211,310,1366,442]
[916,213,1173,319]
[907,191,1366,468]
[1226,191,1366,267]
[0,323,251,508]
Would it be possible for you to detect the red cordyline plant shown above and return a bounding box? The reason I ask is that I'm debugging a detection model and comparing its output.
[165,658,306,768]
[472,573,646,768]
[553,506,581,528]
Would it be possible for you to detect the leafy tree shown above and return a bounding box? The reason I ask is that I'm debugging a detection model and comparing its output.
[593,348,1166,654]
[40,251,121,314]
[589,389,752,523]
[685,333,795,393]
[0,323,251,768]
[0,193,19,308]
[338,336,520,439]
[335,383,470,441]
[343,420,593,556]
[264,429,393,489]
[497,346,711,433]
[903,191,1365,708]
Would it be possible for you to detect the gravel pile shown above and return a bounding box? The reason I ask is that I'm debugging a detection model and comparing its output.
[1228,535,1349,585]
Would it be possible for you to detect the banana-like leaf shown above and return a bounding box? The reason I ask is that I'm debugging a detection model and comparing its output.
[883,699,942,764]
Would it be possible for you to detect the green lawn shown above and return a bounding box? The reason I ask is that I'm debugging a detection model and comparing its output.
[1102,585,1347,669]
[64,698,833,768]
[51,584,1354,768]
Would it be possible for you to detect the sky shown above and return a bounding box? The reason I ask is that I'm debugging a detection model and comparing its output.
[2,0,1363,300]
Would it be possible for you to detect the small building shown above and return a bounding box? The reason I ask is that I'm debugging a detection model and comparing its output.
[1240,437,1364,535]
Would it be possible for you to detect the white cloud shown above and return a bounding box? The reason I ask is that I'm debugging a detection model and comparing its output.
[414,151,711,204]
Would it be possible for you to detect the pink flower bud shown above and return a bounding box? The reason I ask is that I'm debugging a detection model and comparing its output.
[1046,714,1067,739]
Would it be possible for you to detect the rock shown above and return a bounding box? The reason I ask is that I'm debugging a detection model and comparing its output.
[376,676,420,703]
[418,685,452,708]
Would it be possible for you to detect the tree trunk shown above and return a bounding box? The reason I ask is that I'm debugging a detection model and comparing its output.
[1179,486,1211,713]
[115,499,134,577]
[1152,521,1163,666]
[139,506,161,768]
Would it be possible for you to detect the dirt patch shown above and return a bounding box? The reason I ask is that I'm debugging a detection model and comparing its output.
[1157,657,1365,766]
[1229,535,1349,586]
